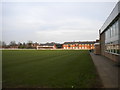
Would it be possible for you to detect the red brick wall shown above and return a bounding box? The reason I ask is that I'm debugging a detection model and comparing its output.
[63,44,94,50]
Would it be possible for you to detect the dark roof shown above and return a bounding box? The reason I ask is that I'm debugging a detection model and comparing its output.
[64,41,96,44]
[56,44,63,45]
[40,41,95,46]
[55,44,63,48]
[40,42,55,46]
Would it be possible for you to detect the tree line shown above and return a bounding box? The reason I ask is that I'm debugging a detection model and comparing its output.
[0,41,39,49]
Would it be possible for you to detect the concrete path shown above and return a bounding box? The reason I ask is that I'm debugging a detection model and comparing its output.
[90,53,119,88]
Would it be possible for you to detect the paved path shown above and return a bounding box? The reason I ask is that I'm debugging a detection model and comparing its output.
[90,53,119,88]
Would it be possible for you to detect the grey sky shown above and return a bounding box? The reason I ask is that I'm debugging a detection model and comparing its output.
[2,0,118,44]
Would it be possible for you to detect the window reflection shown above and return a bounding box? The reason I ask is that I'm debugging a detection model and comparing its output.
[105,19,120,55]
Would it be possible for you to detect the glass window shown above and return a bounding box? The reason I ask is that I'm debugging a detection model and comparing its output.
[105,31,107,40]
[104,19,120,55]
[108,45,110,52]
[107,28,110,38]
[117,45,120,54]
[112,23,115,37]
[110,27,112,37]
[115,44,118,54]
[113,45,116,53]
[115,20,118,35]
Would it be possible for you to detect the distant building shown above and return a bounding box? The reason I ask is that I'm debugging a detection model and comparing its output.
[99,1,120,62]
[32,43,39,48]
[63,41,95,50]
[55,44,63,49]
[37,42,56,50]
[9,45,19,49]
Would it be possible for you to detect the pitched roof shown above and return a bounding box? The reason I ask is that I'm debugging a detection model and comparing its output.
[40,42,55,46]
[64,41,96,44]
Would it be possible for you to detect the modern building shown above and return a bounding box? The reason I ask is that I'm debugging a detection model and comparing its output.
[63,41,95,50]
[100,1,120,62]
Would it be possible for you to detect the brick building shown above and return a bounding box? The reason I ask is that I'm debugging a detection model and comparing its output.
[63,41,95,50]
[37,42,56,50]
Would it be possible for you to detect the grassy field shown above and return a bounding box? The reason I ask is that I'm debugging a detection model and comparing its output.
[2,50,101,88]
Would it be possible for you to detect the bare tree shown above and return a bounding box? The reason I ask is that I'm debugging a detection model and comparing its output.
[18,42,22,46]
[27,41,33,45]
[27,41,33,49]
[19,42,26,49]
[0,41,6,48]
[0,41,2,47]
[23,42,26,46]
[2,41,6,47]
[9,41,16,46]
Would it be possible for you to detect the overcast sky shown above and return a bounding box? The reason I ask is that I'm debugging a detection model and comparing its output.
[1,0,118,44]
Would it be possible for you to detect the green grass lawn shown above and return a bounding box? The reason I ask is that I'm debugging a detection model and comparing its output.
[2,50,101,88]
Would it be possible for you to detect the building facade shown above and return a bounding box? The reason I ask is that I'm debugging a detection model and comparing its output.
[100,1,120,62]
[63,41,95,50]
[37,42,56,50]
